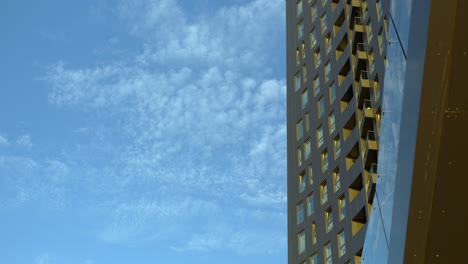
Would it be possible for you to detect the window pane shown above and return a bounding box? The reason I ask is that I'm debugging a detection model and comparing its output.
[297,202,305,224]
[329,82,336,103]
[304,139,311,160]
[313,75,320,95]
[299,173,306,193]
[301,89,309,109]
[310,253,318,264]
[338,230,346,256]
[298,20,304,39]
[316,126,324,147]
[326,209,333,232]
[311,222,317,244]
[297,147,302,167]
[298,231,306,254]
[296,119,304,140]
[322,150,328,172]
[296,0,303,17]
[329,112,335,133]
[324,243,332,264]
[321,182,328,204]
[318,97,325,118]
[307,193,315,215]
[295,71,302,90]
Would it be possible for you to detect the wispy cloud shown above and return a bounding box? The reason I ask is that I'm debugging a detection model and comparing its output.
[34,253,56,264]
[0,134,8,146]
[17,134,33,149]
[38,0,286,255]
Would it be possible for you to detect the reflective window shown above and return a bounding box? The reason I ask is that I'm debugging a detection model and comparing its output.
[299,172,306,193]
[296,0,303,17]
[324,61,332,82]
[308,164,313,184]
[318,97,325,118]
[329,82,336,103]
[334,136,341,158]
[314,48,321,69]
[296,119,304,140]
[321,149,329,172]
[296,48,300,65]
[326,208,333,232]
[328,112,336,133]
[301,89,309,109]
[321,13,328,33]
[297,147,302,167]
[316,126,324,147]
[301,42,306,60]
[307,193,315,215]
[305,113,310,132]
[338,230,346,257]
[369,50,375,73]
[295,71,301,91]
[311,222,317,245]
[313,75,320,95]
[298,20,304,39]
[310,28,317,48]
[311,4,318,22]
[376,0,383,20]
[304,139,311,160]
[339,195,347,220]
[310,253,318,264]
[324,242,332,264]
[298,231,306,254]
[367,21,373,43]
[325,33,332,54]
[334,169,341,191]
[297,201,305,224]
[320,181,328,204]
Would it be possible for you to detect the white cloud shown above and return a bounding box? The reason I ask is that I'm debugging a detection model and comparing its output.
[0,134,8,145]
[34,253,56,264]
[40,0,287,255]
[17,134,32,149]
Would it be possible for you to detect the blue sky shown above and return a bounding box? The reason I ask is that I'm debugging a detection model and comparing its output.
[1,0,286,263]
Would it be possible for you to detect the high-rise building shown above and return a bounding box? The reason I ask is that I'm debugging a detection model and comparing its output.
[287,0,467,263]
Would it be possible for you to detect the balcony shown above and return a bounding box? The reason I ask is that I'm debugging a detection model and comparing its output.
[365,163,377,203]
[363,130,378,169]
[359,99,375,138]
[353,16,364,33]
